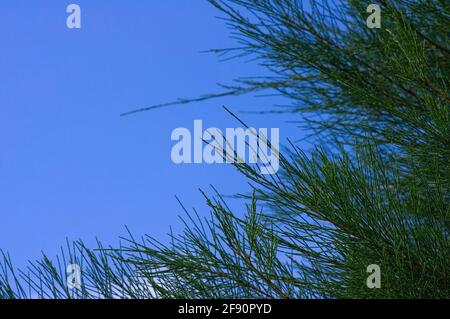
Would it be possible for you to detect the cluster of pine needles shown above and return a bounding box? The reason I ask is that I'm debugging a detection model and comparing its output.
[1,0,449,299]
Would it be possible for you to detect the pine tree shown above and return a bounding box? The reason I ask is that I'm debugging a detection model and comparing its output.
[1,0,449,299]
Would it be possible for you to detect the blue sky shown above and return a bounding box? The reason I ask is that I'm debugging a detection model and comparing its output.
[0,1,301,268]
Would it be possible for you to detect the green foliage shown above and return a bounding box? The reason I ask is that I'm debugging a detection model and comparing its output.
[1,0,449,299]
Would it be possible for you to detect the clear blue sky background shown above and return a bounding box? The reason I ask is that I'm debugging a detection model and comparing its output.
[0,1,302,268]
